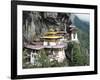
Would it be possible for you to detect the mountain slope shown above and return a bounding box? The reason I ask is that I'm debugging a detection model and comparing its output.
[71,15,89,33]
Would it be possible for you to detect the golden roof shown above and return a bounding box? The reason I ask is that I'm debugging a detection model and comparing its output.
[45,32,58,35]
[41,28,63,39]
[41,36,62,39]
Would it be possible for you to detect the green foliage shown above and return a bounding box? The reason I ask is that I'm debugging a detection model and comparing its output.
[72,43,83,66]
[36,50,51,67]
[78,29,89,49]
[78,28,89,65]
[67,42,73,53]
[68,42,89,66]
[22,49,29,65]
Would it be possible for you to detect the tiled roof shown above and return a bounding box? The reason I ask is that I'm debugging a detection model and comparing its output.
[41,36,62,39]
[25,44,65,50]
[25,44,44,50]
[44,44,65,49]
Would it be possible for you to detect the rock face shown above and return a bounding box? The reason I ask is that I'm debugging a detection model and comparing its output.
[23,11,72,43]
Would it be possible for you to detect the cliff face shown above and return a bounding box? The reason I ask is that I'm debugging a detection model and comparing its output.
[23,11,71,42]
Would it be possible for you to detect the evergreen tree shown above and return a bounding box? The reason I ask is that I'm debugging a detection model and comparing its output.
[72,42,83,66]
[69,42,88,66]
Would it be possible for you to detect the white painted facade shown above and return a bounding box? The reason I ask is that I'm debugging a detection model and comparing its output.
[71,33,78,41]
[30,52,35,64]
[30,51,38,65]
[43,41,47,46]
[53,49,66,62]
[49,42,56,46]
[43,41,57,46]
[57,49,65,62]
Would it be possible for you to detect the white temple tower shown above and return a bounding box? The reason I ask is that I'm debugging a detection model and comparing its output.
[69,25,78,41]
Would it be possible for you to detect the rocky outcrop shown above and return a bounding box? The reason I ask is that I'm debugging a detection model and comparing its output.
[23,11,72,43]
